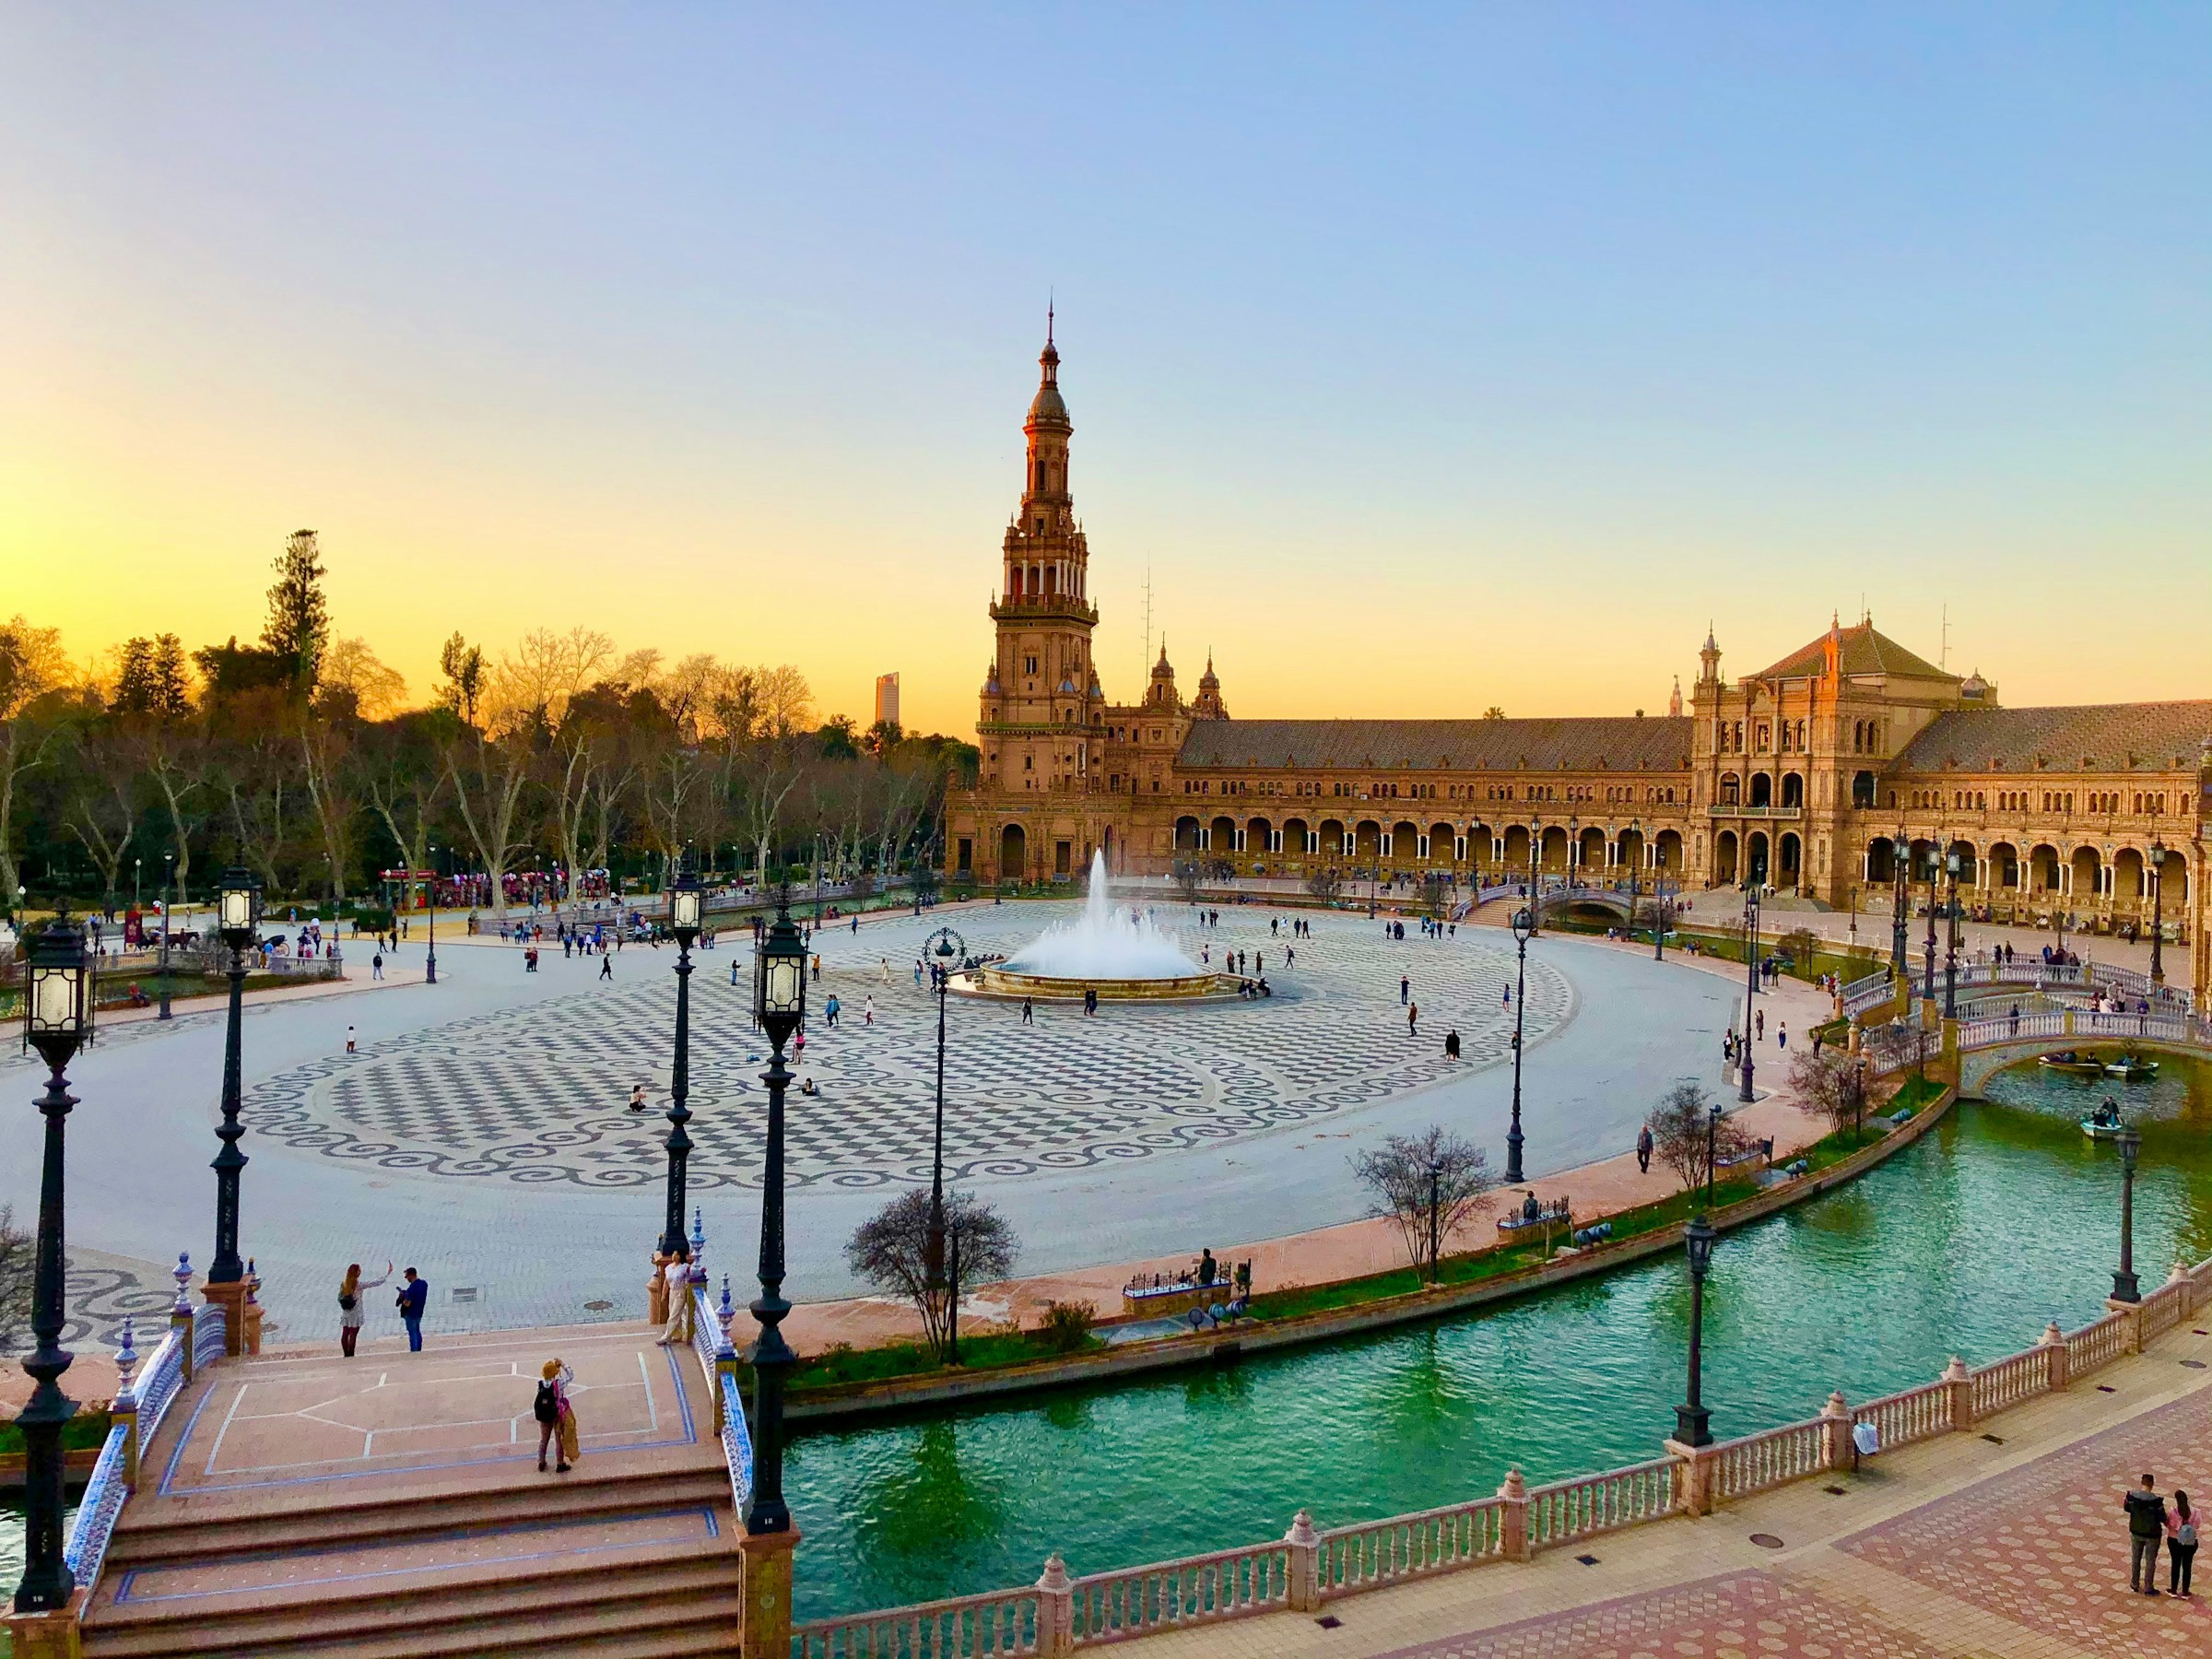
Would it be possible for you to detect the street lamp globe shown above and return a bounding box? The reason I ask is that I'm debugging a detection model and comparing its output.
[217,867,262,951]
[756,911,807,1042]
[1512,907,1533,945]
[669,865,703,944]
[1684,1212,1717,1277]
[25,913,94,1066]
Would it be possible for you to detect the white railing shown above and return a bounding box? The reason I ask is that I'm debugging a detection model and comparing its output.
[1317,1495,1503,1593]
[1072,1542,1288,1642]
[1527,1457,1678,1549]
[1707,1419,1827,1504]
[691,1276,756,1517]
[1970,1347,2049,1419]
[1959,1010,2066,1047]
[794,1586,1042,1659]
[1852,1380,1950,1452]
[193,1304,229,1371]
[2066,1308,2132,1376]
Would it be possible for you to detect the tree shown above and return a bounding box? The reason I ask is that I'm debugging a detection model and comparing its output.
[442,724,533,918]
[1420,872,1452,921]
[817,715,860,760]
[1303,866,1342,900]
[194,636,296,701]
[495,627,614,732]
[149,633,193,719]
[1171,859,1205,901]
[63,723,141,917]
[0,617,74,907]
[863,717,902,759]
[112,637,159,714]
[0,1206,31,1355]
[1790,1047,1865,1140]
[359,712,449,894]
[1482,706,1506,721]
[1352,1126,1499,1282]
[439,632,488,728]
[1648,1080,1754,1195]
[1776,926,1820,978]
[844,1188,1018,1361]
[296,709,360,904]
[319,637,408,720]
[753,664,815,739]
[263,529,331,691]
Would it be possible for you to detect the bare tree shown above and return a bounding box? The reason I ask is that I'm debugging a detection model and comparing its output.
[215,693,300,895]
[0,1205,31,1355]
[1790,1047,1865,1139]
[735,738,804,885]
[1351,1126,1499,1282]
[843,1188,1018,1360]
[360,714,448,893]
[130,717,210,903]
[0,617,72,905]
[442,726,534,918]
[297,710,359,904]
[63,724,140,917]
[1648,1080,1755,1195]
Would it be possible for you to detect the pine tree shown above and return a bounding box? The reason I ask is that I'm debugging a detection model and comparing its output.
[263,529,330,691]
[112,637,158,713]
[439,631,486,727]
[150,633,192,717]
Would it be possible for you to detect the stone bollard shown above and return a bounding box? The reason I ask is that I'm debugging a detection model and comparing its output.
[1818,1391,1852,1472]
[2038,1322,2070,1392]
[1498,1467,1531,1560]
[1942,1356,1974,1433]
[1035,1552,1077,1655]
[2169,1261,2192,1316]
[737,1526,801,1659]
[1283,1511,1321,1611]
[112,1317,141,1490]
[1663,1441,1715,1518]
[3,1598,88,1659]
[2105,1298,2146,1354]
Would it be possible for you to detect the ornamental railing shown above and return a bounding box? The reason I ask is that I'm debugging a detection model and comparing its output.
[681,1215,757,1519]
[791,1249,2212,1659]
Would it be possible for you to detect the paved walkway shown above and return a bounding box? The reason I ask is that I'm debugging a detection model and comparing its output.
[1133,1321,2212,1659]
[2,900,1828,1369]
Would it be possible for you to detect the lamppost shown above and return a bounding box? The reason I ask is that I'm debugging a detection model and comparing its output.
[2148,841,2166,985]
[1889,830,1910,982]
[425,843,440,985]
[158,852,174,1022]
[2112,1124,2142,1304]
[1506,907,1533,1184]
[11,910,92,1615]
[1625,817,1641,937]
[1675,1214,1717,1449]
[209,868,262,1288]
[1705,1099,1721,1207]
[134,856,142,912]
[659,862,703,1257]
[1738,884,1760,1105]
[1567,815,1580,893]
[1921,853,1939,1005]
[744,889,806,1537]
[1525,817,1541,937]
[1943,848,1962,1021]
[922,925,966,1347]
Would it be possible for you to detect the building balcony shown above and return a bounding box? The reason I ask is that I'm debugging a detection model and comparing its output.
[1707,805,1804,820]
[988,595,1099,624]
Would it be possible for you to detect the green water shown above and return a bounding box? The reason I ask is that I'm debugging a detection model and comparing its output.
[785,1078,2212,1620]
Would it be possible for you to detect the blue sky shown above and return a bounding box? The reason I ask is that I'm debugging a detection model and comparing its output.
[4,5,2206,729]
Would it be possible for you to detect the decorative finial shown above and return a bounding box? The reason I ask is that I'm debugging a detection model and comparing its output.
[173,1253,194,1313]
[1047,291,1054,348]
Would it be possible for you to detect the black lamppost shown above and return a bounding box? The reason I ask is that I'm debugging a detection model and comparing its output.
[158,852,174,1022]
[1921,853,1938,1005]
[12,912,92,1614]
[1505,907,1532,1184]
[209,869,261,1286]
[2147,841,2166,986]
[1705,1099,1721,1207]
[1525,817,1541,937]
[1675,1214,1717,1449]
[744,890,807,1535]
[1943,848,1962,1021]
[1625,817,1641,935]
[659,862,703,1257]
[922,925,966,1343]
[1738,884,1760,1105]
[425,843,440,985]
[2112,1124,2142,1304]
[1889,830,1910,982]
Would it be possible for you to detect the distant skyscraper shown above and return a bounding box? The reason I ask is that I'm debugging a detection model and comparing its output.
[875,672,900,728]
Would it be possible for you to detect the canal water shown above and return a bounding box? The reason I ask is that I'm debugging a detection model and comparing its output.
[6,1062,2208,1617]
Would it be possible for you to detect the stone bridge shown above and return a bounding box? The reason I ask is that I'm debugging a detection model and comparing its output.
[1944,1008,2212,1097]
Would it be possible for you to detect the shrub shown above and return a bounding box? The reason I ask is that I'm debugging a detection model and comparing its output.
[1036,1300,1097,1353]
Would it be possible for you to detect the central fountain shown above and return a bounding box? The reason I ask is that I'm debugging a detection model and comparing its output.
[954,852,1245,1002]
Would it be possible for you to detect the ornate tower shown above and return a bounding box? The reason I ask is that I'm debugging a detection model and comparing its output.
[1192,653,1229,720]
[980,314,1102,798]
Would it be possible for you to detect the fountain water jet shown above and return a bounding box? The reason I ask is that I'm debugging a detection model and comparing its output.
[956,851,1246,1002]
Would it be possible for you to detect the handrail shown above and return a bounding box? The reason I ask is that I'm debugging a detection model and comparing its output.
[1851,1380,1950,1453]
[60,1423,131,1593]
[1071,1539,1288,1641]
[1316,1493,1503,1592]
[794,1583,1042,1659]
[193,1304,229,1371]
[692,1278,756,1517]
[1526,1456,1677,1548]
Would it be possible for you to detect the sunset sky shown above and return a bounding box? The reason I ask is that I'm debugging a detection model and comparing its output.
[3,6,2206,735]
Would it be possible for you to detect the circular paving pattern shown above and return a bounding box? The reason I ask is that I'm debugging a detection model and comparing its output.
[241,905,1573,1192]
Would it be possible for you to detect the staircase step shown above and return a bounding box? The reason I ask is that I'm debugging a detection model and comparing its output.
[83,1543,741,1657]
[109,1466,731,1564]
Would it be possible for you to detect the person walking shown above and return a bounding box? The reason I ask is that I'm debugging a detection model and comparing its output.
[655,1250,692,1346]
[865,995,875,1026]
[1777,1022,1787,1051]
[2169,1490,2196,1596]
[1406,1001,1418,1038]
[1755,1008,1765,1041]
[346,1025,357,1053]
[535,1359,579,1473]
[1021,996,1033,1025]
[371,949,383,981]
[1637,1124,1653,1175]
[336,1261,390,1357]
[2125,1473,2169,1594]
[1443,1027,1460,1060]
[1400,975,1410,1005]
[396,1267,429,1352]
[599,952,613,982]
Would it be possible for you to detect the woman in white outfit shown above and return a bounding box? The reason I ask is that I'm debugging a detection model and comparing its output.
[338,1260,391,1357]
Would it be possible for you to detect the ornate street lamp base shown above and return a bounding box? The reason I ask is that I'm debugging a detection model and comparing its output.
[2111,1271,2140,1305]
[1675,1402,1712,1449]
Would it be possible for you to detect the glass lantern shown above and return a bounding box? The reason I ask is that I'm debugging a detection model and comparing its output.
[23,916,92,1063]
[218,866,262,950]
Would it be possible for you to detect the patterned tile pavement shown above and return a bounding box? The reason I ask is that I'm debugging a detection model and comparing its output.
[1841,1386,2212,1654]
[233,906,1572,1193]
[1367,1570,1946,1659]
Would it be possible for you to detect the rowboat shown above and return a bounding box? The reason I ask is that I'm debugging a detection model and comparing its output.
[2038,1051,2102,1076]
[2081,1118,2128,1141]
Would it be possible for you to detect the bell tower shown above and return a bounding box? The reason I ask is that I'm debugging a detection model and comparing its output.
[980,312,1103,795]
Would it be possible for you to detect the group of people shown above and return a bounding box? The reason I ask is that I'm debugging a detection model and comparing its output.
[2124,1473,2196,1596]
[335,1261,430,1355]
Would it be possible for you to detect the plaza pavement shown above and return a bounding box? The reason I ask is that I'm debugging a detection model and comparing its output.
[1119,1312,2212,1659]
[2,900,1827,1378]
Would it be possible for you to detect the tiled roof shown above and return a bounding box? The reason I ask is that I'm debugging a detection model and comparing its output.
[1752,622,1953,683]
[1896,702,2212,774]
[1176,717,1694,773]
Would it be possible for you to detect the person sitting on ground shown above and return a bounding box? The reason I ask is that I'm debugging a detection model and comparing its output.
[628,1083,648,1112]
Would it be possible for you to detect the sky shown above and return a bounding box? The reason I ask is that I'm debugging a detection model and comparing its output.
[3,5,2206,736]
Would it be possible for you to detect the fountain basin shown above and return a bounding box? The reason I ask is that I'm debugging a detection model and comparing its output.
[951,966,1250,1003]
